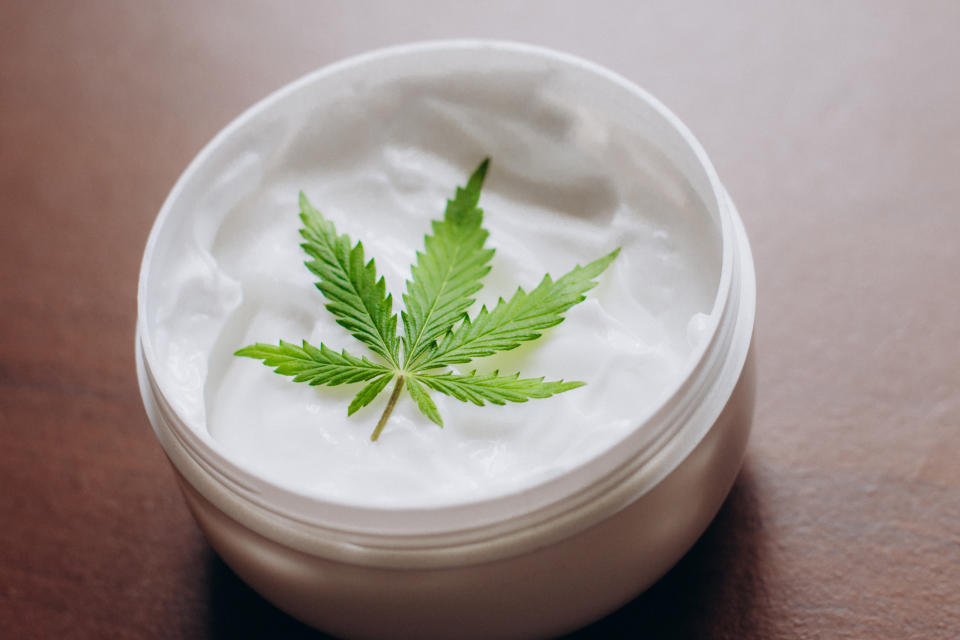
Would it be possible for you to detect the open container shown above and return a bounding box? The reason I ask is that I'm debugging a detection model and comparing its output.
[136,41,756,639]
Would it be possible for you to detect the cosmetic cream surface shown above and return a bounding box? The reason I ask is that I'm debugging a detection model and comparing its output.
[146,67,721,508]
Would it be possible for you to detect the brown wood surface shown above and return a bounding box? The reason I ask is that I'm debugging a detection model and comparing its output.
[2,1,958,638]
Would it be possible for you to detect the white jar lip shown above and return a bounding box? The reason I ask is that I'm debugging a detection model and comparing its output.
[137,39,737,540]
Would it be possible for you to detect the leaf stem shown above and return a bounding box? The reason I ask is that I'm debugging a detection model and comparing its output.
[371,376,405,442]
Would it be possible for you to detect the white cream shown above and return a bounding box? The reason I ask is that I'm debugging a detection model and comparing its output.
[146,66,720,508]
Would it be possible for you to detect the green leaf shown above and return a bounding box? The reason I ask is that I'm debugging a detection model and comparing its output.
[235,340,392,386]
[417,248,620,370]
[347,373,395,416]
[414,370,584,406]
[299,192,400,367]
[401,158,494,368]
[405,376,443,426]
[237,159,620,441]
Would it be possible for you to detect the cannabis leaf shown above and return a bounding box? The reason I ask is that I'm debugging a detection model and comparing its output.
[236,159,619,441]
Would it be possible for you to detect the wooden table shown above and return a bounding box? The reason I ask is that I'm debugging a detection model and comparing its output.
[2,2,957,638]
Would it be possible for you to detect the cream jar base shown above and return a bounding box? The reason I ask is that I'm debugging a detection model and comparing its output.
[136,40,759,639]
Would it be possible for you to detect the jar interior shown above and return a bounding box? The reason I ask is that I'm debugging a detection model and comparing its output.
[139,42,725,527]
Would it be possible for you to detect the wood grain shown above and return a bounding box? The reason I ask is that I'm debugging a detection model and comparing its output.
[1,1,957,638]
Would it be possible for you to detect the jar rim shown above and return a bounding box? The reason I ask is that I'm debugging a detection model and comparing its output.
[137,39,738,541]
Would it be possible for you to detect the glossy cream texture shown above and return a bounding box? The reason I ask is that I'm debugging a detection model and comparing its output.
[146,68,720,507]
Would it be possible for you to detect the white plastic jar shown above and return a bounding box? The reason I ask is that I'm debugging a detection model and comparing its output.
[136,41,756,639]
